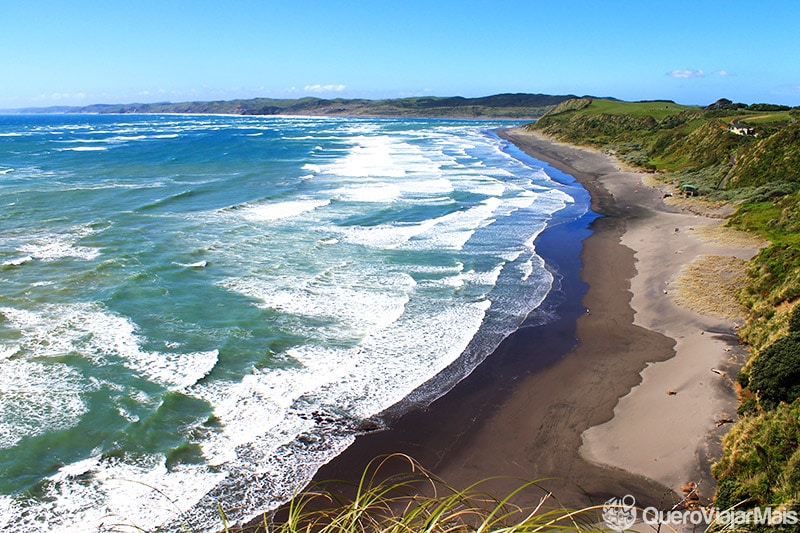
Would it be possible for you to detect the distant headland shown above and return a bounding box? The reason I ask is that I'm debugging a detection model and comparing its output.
[4,93,587,119]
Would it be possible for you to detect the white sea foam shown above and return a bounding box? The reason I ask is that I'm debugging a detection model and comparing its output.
[3,455,227,533]
[399,177,454,195]
[439,263,506,289]
[340,218,440,249]
[458,175,506,197]
[407,262,464,275]
[193,262,484,474]
[0,345,19,360]
[315,134,448,179]
[1,255,33,267]
[322,136,408,177]
[58,146,108,152]
[188,369,322,465]
[0,303,218,391]
[185,292,490,487]
[519,258,535,281]
[175,260,208,268]
[221,269,415,341]
[60,135,147,145]
[406,197,500,250]
[237,199,330,222]
[132,349,219,390]
[294,299,492,420]
[49,454,102,483]
[17,225,100,261]
[0,358,90,449]
[332,182,402,202]
[105,134,148,142]
[0,496,12,529]
[341,197,501,251]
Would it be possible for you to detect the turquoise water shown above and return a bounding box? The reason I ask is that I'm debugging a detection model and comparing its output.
[0,114,586,531]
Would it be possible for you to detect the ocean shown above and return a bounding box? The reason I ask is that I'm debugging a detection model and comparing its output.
[0,114,588,531]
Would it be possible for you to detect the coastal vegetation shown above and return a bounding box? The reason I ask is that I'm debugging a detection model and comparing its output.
[237,455,605,533]
[529,97,800,523]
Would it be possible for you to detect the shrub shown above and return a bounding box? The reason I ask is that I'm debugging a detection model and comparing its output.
[748,103,792,112]
[737,397,759,417]
[737,368,751,388]
[789,305,800,333]
[749,333,800,408]
[714,477,753,510]
[747,181,799,203]
[712,401,800,509]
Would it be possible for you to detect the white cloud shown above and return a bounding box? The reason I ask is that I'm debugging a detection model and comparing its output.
[40,92,87,102]
[303,84,346,93]
[668,68,705,79]
[714,70,731,77]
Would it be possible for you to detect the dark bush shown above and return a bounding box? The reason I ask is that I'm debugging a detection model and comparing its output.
[714,477,753,509]
[737,368,750,388]
[737,397,759,417]
[747,181,799,203]
[750,333,800,408]
[748,103,792,112]
[789,305,800,333]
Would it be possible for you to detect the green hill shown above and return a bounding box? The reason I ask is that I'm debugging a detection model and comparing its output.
[531,97,800,193]
[15,93,577,120]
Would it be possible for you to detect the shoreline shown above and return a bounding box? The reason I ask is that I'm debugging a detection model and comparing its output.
[247,126,756,529]
[500,129,756,498]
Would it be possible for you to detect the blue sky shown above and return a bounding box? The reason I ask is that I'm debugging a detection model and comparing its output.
[2,0,799,109]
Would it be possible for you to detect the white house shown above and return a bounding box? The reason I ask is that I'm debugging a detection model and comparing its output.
[729,123,756,136]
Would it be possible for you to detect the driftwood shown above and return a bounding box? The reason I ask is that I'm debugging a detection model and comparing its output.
[678,481,701,509]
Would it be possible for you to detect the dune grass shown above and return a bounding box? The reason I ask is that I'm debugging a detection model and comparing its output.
[210,454,749,533]
[672,254,750,321]
[215,455,612,533]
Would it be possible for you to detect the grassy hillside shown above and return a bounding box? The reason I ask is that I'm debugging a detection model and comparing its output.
[530,97,800,520]
[532,97,800,193]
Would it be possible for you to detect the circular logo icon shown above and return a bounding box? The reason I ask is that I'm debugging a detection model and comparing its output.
[602,494,637,531]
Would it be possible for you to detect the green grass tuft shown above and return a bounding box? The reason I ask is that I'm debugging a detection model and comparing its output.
[223,455,612,533]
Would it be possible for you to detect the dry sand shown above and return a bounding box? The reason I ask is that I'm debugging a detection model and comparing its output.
[580,158,759,494]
